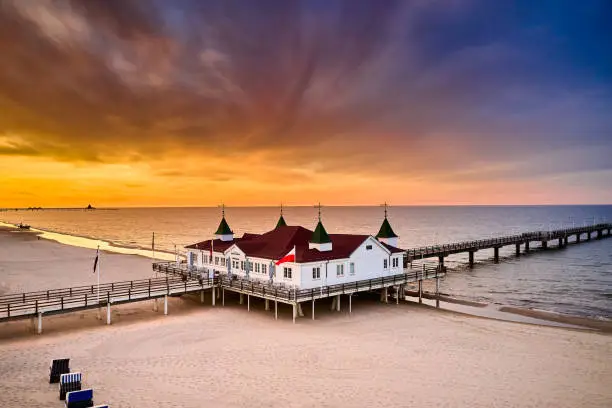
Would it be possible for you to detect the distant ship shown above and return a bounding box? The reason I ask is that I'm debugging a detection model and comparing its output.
[86,204,95,210]
[17,223,30,230]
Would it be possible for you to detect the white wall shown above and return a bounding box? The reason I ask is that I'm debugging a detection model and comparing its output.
[223,247,301,287]
[187,236,404,290]
[298,237,405,290]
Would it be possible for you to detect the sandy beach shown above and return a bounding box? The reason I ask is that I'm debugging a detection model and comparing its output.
[0,228,611,407]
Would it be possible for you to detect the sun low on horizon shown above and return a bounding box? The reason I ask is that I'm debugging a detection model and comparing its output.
[1,1,611,208]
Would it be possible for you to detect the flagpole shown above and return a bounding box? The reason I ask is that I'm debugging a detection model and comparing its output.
[96,245,100,319]
[152,232,156,278]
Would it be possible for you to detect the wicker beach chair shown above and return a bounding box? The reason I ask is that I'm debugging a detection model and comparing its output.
[49,358,70,383]
[65,388,94,408]
[59,372,82,400]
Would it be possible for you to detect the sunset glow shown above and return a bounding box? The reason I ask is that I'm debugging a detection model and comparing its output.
[1,1,611,207]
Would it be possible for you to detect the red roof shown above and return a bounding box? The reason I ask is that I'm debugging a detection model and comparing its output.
[186,226,405,262]
[184,232,260,252]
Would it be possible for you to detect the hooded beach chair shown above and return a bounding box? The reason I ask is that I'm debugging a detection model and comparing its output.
[59,372,82,400]
[49,358,70,383]
[65,388,94,408]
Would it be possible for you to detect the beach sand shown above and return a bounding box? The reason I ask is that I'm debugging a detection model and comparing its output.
[0,228,611,407]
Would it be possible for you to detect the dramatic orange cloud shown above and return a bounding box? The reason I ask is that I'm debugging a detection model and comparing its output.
[1,0,611,207]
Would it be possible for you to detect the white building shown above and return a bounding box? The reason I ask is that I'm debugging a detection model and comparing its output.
[185,210,405,290]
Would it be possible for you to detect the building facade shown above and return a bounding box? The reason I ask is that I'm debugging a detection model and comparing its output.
[185,210,405,290]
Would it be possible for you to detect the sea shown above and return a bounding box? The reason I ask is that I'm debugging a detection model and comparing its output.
[2,205,611,320]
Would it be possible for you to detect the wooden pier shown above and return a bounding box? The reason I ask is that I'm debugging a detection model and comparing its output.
[153,262,443,323]
[406,223,612,268]
[0,275,216,332]
[1,223,609,331]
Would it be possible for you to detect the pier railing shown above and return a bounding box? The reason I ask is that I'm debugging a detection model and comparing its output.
[152,261,443,303]
[218,265,443,302]
[407,223,611,258]
[0,275,216,322]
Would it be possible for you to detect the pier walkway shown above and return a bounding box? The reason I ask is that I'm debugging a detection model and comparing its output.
[0,275,216,331]
[407,223,611,267]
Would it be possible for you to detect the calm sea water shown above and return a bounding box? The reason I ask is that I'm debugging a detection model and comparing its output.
[2,206,611,319]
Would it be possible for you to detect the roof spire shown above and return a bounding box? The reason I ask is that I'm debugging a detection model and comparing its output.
[275,203,287,228]
[310,203,331,244]
[376,202,397,239]
[215,204,233,237]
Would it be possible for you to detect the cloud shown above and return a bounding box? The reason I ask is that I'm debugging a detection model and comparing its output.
[0,0,610,200]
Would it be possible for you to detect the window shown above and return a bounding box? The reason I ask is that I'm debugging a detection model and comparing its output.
[221,258,226,267]
[366,245,372,250]
[255,263,260,273]
[241,261,245,270]
[312,267,320,280]
[283,267,292,279]
[262,264,267,275]
[349,263,355,275]
[215,256,219,265]
[383,259,388,269]
[336,264,344,277]
[392,257,399,268]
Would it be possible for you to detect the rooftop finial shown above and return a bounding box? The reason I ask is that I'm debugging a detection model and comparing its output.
[280,203,283,216]
[384,202,388,219]
[316,202,322,221]
[220,203,225,218]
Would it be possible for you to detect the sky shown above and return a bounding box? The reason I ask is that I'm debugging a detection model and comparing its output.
[1,0,611,207]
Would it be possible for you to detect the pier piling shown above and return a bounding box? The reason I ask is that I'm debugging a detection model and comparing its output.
[247,294,250,311]
[275,301,278,320]
[349,294,352,314]
[312,300,315,320]
[525,241,530,252]
[418,281,422,303]
[106,303,111,325]
[494,247,500,263]
[468,251,475,267]
[515,244,520,256]
[164,295,168,315]
[265,299,270,311]
[212,287,216,306]
[37,312,42,334]
[435,278,440,308]
[541,241,548,249]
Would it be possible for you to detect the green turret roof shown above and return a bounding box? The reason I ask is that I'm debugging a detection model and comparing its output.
[215,217,233,235]
[276,215,287,228]
[376,217,397,238]
[310,221,331,243]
